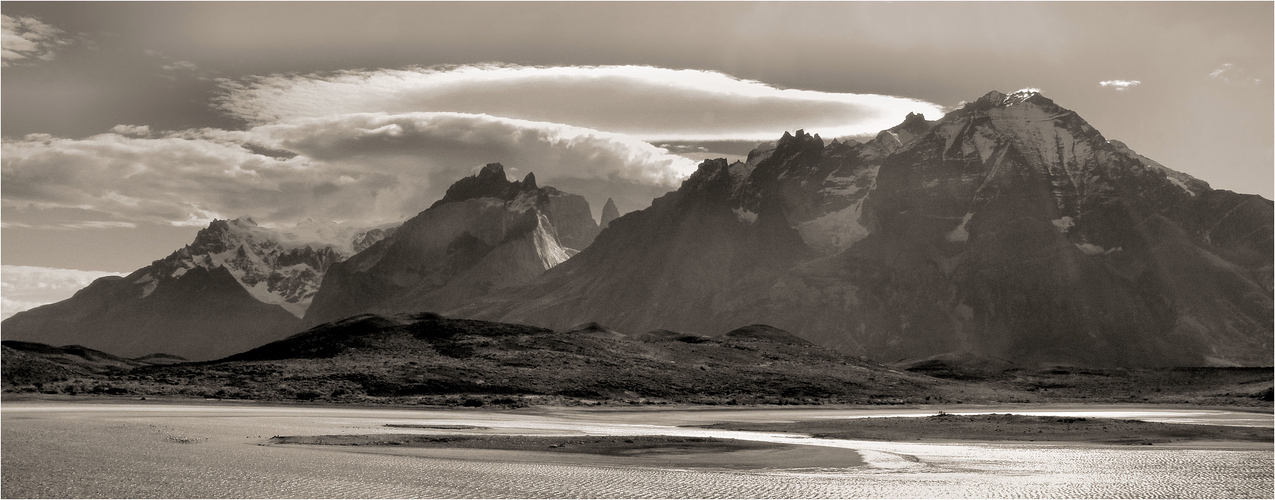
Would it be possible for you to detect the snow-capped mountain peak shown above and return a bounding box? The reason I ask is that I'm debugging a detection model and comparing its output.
[975,88,1045,108]
[129,217,397,318]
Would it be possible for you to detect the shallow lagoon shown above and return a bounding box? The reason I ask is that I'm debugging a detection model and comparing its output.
[3,401,1271,498]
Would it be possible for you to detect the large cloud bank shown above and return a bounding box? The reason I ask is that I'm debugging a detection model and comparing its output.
[216,64,945,141]
[3,113,698,228]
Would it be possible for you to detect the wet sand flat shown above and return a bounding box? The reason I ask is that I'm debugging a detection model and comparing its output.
[696,412,1274,446]
[3,401,1272,498]
[269,433,866,470]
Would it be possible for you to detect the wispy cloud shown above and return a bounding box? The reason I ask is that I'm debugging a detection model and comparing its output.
[161,60,199,72]
[1,265,123,319]
[2,221,138,230]
[1208,63,1260,85]
[1,15,75,67]
[144,49,211,81]
[214,64,945,141]
[1098,80,1141,91]
[1,113,697,228]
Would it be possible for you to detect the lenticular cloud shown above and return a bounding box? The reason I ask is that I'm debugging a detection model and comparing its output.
[215,64,945,141]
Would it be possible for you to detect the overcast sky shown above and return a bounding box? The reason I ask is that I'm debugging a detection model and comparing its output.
[2,2,1272,314]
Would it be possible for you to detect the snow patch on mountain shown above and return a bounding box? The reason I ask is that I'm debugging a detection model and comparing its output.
[946,213,975,242]
[798,199,870,253]
[1076,242,1122,255]
[134,274,158,298]
[531,213,573,269]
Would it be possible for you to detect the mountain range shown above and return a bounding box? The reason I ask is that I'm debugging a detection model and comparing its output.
[451,90,1272,367]
[1,218,392,359]
[3,90,1270,367]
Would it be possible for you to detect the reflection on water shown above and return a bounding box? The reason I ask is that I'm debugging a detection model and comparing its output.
[3,402,1271,498]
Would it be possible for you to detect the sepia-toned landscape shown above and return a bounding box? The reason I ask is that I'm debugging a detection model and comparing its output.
[2,2,1272,498]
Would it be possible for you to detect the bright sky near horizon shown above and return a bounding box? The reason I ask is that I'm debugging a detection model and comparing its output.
[2,2,1271,316]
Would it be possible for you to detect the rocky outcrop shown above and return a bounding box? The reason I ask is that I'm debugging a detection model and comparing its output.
[600,198,620,229]
[453,91,1273,367]
[303,164,600,325]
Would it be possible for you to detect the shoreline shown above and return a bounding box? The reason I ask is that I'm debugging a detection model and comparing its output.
[3,392,1272,416]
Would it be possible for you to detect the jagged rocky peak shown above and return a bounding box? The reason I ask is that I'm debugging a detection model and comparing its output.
[898,112,930,133]
[303,162,602,324]
[600,198,620,229]
[775,129,824,154]
[188,217,259,254]
[434,162,550,207]
[872,112,936,155]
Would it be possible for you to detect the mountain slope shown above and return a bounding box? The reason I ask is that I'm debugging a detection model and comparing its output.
[454,91,1273,367]
[304,164,600,325]
[1,218,383,360]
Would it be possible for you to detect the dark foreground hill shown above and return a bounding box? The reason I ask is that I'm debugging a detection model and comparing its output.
[192,313,935,405]
[3,314,1271,408]
[1,341,185,389]
[4,313,936,405]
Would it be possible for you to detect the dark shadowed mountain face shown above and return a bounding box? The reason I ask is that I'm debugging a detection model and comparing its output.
[0,218,381,360]
[304,164,600,325]
[453,91,1273,368]
[1,266,300,361]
